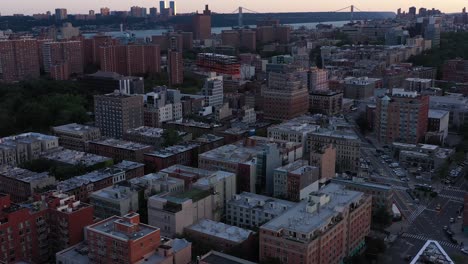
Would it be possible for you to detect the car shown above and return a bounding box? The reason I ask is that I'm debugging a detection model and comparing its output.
[458,215,463,220]
[443,225,448,230]
[461,248,468,255]
[450,217,455,223]
[436,204,441,211]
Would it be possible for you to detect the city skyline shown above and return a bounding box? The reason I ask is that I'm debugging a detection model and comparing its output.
[0,0,466,15]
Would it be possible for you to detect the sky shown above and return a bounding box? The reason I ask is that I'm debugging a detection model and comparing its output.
[1,0,466,15]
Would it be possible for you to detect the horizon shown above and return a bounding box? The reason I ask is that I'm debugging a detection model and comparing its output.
[0,0,465,16]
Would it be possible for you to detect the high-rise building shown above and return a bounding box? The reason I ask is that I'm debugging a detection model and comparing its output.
[221,29,256,51]
[376,90,429,144]
[409,6,417,16]
[160,1,167,13]
[259,183,372,264]
[262,65,309,120]
[99,44,161,76]
[0,39,40,82]
[202,74,224,107]
[55,8,68,21]
[83,35,115,66]
[42,41,83,77]
[100,7,110,16]
[94,92,144,138]
[168,50,183,86]
[149,7,158,17]
[130,6,147,17]
[196,53,240,76]
[192,5,211,40]
[169,1,177,15]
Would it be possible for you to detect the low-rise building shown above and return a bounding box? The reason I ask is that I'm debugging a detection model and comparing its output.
[185,219,255,254]
[144,143,200,173]
[267,115,320,151]
[88,138,153,163]
[309,144,337,183]
[128,172,185,198]
[426,109,449,145]
[309,91,343,115]
[123,126,191,147]
[226,192,296,229]
[57,161,144,202]
[0,132,59,166]
[332,177,393,214]
[52,123,101,152]
[147,188,214,238]
[90,185,140,219]
[259,183,372,264]
[42,148,113,168]
[392,142,455,171]
[0,167,56,202]
[343,76,380,99]
[429,95,468,128]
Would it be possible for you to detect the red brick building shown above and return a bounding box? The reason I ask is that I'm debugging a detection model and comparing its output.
[85,213,161,263]
[263,67,309,120]
[221,29,256,51]
[83,35,115,66]
[442,59,468,83]
[0,192,93,263]
[256,25,291,45]
[376,91,429,144]
[168,50,184,85]
[259,184,372,264]
[0,39,40,82]
[99,44,161,76]
[42,41,83,78]
[144,143,200,173]
[88,138,153,163]
[192,5,211,40]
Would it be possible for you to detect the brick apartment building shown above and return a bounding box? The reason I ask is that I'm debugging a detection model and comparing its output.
[52,123,101,152]
[0,167,56,202]
[94,92,144,138]
[192,5,211,40]
[376,90,429,144]
[259,184,372,264]
[144,143,200,173]
[168,50,184,85]
[262,65,309,121]
[42,41,83,79]
[0,192,93,263]
[442,59,468,83]
[88,138,153,163]
[99,44,161,76]
[309,91,343,115]
[221,29,256,51]
[0,39,40,82]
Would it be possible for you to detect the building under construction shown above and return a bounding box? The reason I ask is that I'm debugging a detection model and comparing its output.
[196,53,241,76]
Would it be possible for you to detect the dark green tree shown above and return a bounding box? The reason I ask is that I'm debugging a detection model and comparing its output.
[162,128,182,147]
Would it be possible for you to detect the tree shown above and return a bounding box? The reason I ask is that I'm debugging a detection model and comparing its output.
[162,128,182,147]
[372,207,392,227]
[356,112,371,134]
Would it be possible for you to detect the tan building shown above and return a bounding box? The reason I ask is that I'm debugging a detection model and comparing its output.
[0,167,56,202]
[307,129,360,173]
[52,123,101,152]
[310,144,337,183]
[259,183,372,264]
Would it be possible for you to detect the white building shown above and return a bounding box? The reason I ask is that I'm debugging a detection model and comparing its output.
[89,185,139,219]
[202,74,224,107]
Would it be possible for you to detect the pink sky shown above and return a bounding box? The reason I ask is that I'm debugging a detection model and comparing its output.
[1,0,465,15]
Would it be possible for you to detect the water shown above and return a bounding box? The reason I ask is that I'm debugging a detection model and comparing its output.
[82,20,351,39]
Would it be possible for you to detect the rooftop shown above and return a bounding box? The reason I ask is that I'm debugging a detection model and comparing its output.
[145,143,200,158]
[199,251,257,264]
[90,185,137,201]
[87,213,159,242]
[428,109,449,119]
[42,148,111,166]
[55,242,91,263]
[193,134,224,143]
[91,138,152,151]
[0,167,52,183]
[310,128,359,140]
[331,177,392,191]
[229,192,296,216]
[261,183,365,235]
[171,188,211,202]
[410,240,454,264]
[268,115,321,134]
[187,219,253,243]
[199,144,259,164]
[52,123,99,135]
[0,132,57,145]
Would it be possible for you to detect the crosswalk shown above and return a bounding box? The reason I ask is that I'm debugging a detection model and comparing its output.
[406,205,426,225]
[401,233,460,249]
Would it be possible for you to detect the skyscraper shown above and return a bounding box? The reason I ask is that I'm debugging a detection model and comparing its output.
[100,7,110,16]
[0,39,40,82]
[169,1,177,15]
[149,7,158,17]
[99,44,161,76]
[42,41,83,76]
[409,6,417,17]
[55,8,67,21]
[160,1,166,13]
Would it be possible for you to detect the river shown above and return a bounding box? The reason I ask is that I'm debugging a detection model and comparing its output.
[82,20,351,39]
